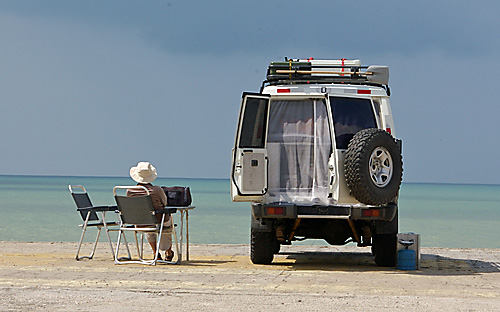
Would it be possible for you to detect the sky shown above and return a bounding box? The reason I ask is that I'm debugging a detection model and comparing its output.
[1,1,499,184]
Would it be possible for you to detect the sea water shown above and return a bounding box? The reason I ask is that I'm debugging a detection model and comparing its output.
[0,175,499,248]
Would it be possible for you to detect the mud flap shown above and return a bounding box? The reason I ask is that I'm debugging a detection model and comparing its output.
[374,209,398,234]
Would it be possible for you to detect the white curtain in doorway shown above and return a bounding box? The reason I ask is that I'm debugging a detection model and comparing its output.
[266,99,333,205]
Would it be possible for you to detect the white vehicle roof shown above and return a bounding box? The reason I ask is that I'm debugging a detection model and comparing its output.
[262,83,389,97]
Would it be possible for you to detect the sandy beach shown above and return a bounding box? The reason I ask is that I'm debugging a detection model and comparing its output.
[1,241,500,311]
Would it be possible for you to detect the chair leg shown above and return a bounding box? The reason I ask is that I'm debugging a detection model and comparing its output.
[76,226,87,260]
[139,234,144,259]
[156,216,180,265]
[104,227,114,257]
[101,211,116,260]
[114,229,157,266]
[114,229,134,262]
[76,212,97,261]
[114,229,123,264]
[153,223,165,266]
[88,227,102,259]
[122,231,132,260]
[134,231,141,260]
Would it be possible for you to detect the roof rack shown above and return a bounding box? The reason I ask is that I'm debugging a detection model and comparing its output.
[262,58,389,90]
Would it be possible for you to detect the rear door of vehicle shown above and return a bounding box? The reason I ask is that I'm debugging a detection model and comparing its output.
[330,95,379,150]
[329,95,379,203]
[231,93,270,202]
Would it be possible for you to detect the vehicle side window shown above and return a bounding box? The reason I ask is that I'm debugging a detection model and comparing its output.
[239,97,268,148]
[330,96,377,149]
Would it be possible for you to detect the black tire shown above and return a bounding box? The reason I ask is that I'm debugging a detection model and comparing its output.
[273,240,281,254]
[345,128,403,205]
[372,233,397,267]
[251,229,277,264]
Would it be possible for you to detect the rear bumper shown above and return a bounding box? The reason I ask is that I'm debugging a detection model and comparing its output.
[252,203,397,222]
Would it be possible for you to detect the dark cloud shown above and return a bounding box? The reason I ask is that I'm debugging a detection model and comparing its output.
[1,1,499,57]
[1,1,500,183]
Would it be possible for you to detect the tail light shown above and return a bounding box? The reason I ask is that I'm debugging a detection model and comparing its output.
[362,209,381,217]
[266,207,285,215]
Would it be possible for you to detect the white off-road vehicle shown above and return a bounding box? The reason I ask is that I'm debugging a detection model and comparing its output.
[231,58,403,266]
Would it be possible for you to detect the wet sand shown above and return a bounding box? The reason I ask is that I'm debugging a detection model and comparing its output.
[1,241,500,311]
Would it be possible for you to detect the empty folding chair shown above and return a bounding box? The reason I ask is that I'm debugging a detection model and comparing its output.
[113,185,179,265]
[69,185,130,260]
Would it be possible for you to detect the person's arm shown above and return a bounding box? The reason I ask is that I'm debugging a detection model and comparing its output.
[153,185,168,207]
[160,188,168,207]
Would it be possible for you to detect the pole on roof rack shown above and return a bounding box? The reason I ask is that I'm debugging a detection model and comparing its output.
[275,70,374,75]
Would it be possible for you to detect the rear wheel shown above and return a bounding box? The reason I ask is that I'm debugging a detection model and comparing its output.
[251,229,277,264]
[273,240,281,254]
[372,233,397,267]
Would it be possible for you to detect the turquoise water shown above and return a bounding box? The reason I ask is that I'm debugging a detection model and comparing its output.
[1,175,499,248]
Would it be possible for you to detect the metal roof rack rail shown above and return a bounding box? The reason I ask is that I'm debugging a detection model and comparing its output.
[262,58,389,90]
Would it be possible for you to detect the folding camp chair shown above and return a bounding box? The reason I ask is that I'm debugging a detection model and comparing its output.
[69,185,131,260]
[113,186,180,265]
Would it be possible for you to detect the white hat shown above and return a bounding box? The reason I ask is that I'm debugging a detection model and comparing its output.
[130,162,158,183]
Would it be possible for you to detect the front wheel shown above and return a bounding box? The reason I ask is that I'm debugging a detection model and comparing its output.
[251,229,277,264]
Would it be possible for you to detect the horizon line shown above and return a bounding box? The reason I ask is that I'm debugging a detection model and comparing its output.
[1,174,499,187]
[0,173,227,181]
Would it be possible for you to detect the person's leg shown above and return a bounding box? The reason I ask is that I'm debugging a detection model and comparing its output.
[158,218,173,260]
[145,233,160,258]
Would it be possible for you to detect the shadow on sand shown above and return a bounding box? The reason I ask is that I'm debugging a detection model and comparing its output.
[180,259,237,267]
[270,250,500,276]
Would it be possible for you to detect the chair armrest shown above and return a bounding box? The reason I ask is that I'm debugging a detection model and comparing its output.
[155,208,177,214]
[77,205,117,212]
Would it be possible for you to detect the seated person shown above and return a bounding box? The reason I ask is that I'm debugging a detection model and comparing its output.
[127,161,174,261]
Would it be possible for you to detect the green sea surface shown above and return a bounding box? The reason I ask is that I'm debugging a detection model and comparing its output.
[1,175,499,248]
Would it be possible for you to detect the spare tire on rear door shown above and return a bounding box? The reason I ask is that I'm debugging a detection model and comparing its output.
[345,128,403,205]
